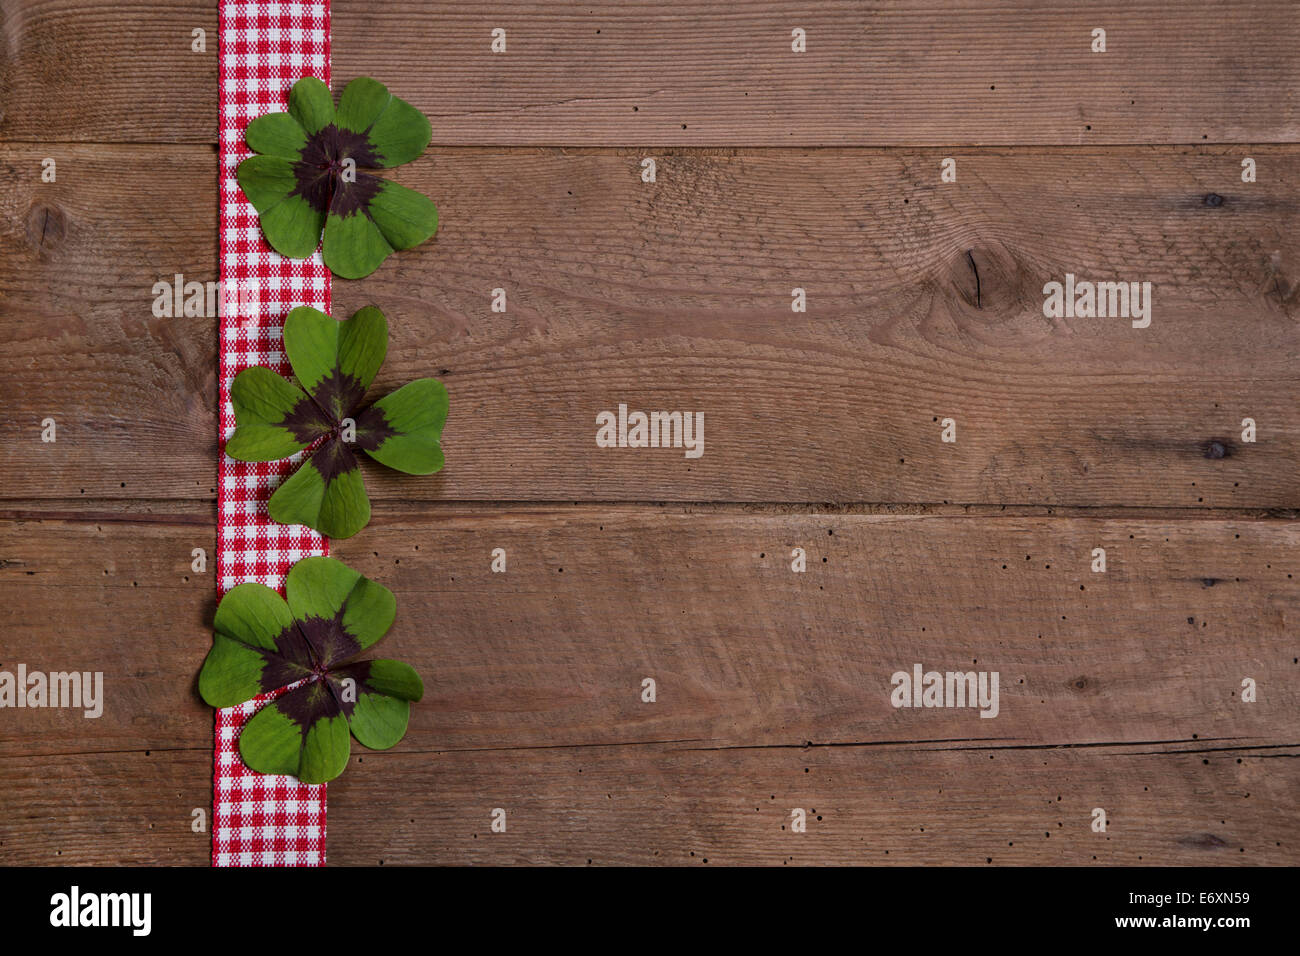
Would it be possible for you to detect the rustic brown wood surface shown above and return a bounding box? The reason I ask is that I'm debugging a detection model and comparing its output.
[3,144,1298,505]
[1,507,1296,863]
[2,1,1297,145]
[1,0,1297,866]
[4,744,1294,865]
[2,507,1297,755]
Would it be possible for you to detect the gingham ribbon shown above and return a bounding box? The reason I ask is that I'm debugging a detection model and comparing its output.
[215,0,331,867]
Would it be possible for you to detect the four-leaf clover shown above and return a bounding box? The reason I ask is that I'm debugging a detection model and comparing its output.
[238,76,438,278]
[224,304,448,539]
[199,556,423,784]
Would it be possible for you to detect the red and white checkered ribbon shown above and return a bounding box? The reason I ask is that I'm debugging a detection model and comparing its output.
[215,0,331,867]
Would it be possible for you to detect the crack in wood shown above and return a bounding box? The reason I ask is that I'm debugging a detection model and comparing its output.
[9,737,1297,762]
[966,248,981,308]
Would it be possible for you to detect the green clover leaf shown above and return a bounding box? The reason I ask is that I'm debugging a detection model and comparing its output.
[224,305,448,539]
[199,556,423,784]
[237,76,438,279]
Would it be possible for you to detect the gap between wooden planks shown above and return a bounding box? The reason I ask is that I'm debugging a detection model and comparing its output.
[2,1,1297,145]
[2,144,1297,506]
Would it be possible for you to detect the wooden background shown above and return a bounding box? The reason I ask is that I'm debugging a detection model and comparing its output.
[1,0,1297,865]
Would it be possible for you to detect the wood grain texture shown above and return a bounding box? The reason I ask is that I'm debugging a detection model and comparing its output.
[2,744,1294,865]
[0,510,215,758]
[0,144,216,501]
[331,1,1300,147]
[338,507,1300,754]
[3,509,1295,758]
[0,0,215,144]
[0,750,211,866]
[3,0,1299,870]
[3,143,1297,506]
[3,2,1297,146]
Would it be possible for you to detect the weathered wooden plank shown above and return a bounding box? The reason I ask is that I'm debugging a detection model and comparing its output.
[2,509,1295,755]
[310,508,1300,753]
[0,0,215,143]
[0,511,215,756]
[0,750,211,865]
[2,144,1298,506]
[328,741,1300,866]
[332,1,1300,147]
[0,144,217,501]
[3,2,1297,146]
[1,743,1294,865]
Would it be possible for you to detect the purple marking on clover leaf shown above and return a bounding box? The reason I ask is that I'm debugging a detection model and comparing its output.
[237,75,438,279]
[223,305,448,539]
